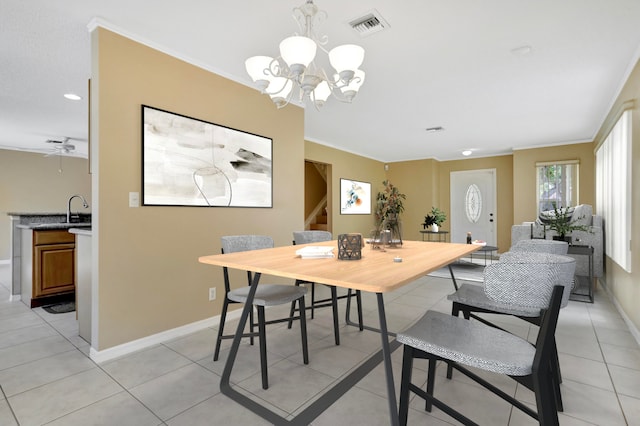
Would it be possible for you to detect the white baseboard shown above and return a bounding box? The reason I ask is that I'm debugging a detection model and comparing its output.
[9,294,21,302]
[89,308,243,364]
[0,259,10,265]
[601,279,640,346]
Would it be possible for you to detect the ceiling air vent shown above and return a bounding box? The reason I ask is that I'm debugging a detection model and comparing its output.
[349,10,389,37]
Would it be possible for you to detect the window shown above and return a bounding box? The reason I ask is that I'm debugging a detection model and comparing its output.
[596,109,632,272]
[536,160,579,215]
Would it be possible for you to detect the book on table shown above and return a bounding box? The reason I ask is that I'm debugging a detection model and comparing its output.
[295,246,335,259]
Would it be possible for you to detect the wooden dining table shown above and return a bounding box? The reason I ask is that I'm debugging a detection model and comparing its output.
[199,239,479,425]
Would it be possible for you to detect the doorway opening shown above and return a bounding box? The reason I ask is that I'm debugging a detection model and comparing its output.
[304,160,331,233]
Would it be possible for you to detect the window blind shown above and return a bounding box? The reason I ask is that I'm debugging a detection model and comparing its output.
[596,109,632,272]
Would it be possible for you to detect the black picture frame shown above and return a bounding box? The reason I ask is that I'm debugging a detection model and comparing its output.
[141,105,273,207]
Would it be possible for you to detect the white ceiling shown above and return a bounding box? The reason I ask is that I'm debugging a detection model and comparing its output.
[2,0,640,161]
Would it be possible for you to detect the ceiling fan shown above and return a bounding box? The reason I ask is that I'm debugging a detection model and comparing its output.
[45,137,76,156]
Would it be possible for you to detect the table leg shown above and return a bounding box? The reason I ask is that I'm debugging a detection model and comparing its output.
[221,274,402,425]
[376,293,400,426]
[219,273,292,424]
[448,264,460,291]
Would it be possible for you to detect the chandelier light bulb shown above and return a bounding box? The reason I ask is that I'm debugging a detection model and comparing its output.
[312,80,332,107]
[337,69,365,97]
[267,77,294,106]
[329,44,364,81]
[245,56,274,90]
[280,36,317,71]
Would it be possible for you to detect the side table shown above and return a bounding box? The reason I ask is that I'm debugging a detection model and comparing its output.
[567,245,594,303]
[470,245,498,266]
[420,230,449,242]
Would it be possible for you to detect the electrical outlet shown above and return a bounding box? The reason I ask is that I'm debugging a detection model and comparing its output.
[208,287,216,301]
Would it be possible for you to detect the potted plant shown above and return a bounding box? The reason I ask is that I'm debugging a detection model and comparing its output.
[374,180,406,245]
[423,206,446,232]
[540,203,590,243]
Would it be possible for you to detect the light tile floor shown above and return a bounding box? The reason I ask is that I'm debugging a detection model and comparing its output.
[1,262,639,425]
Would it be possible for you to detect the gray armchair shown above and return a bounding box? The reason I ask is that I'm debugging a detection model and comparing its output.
[511,204,602,278]
[398,259,569,425]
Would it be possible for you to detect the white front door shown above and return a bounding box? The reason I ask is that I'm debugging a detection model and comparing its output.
[450,169,497,246]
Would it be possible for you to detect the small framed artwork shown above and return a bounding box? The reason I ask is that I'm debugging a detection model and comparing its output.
[340,178,371,214]
[141,105,272,207]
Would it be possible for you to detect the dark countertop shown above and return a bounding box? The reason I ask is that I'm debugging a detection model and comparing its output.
[17,222,92,230]
[9,212,92,228]
[7,212,67,216]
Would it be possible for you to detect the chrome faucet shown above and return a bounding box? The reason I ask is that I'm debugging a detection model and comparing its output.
[67,194,89,223]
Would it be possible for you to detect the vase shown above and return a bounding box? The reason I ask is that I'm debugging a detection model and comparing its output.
[431,224,439,232]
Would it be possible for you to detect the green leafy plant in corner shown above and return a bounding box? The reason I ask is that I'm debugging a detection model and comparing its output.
[423,206,447,228]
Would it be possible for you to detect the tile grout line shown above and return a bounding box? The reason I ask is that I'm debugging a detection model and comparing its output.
[0,384,20,426]
[588,305,631,426]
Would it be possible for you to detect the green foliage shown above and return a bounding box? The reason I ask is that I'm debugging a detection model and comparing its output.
[375,180,406,229]
[423,206,446,226]
[541,202,590,237]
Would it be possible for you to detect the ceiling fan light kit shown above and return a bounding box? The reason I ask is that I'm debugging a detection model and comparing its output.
[245,0,366,109]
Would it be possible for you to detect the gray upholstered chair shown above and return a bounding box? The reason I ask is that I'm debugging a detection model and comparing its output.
[447,252,575,411]
[288,231,363,345]
[398,259,569,425]
[510,239,569,255]
[213,235,309,390]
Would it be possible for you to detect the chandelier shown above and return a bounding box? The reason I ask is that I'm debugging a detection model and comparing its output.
[245,0,365,109]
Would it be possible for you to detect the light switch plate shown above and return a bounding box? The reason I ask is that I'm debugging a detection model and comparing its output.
[129,192,140,208]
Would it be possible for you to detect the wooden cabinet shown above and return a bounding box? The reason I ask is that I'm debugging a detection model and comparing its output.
[32,230,75,301]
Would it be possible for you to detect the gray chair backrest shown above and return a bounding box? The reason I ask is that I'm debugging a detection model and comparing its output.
[488,252,576,308]
[509,239,569,255]
[221,235,274,254]
[293,230,332,245]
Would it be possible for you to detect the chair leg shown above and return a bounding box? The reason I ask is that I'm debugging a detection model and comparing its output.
[288,280,302,329]
[330,286,340,345]
[425,358,437,412]
[399,346,414,426]
[310,282,316,319]
[213,297,230,362]
[298,296,309,364]
[533,367,560,426]
[356,290,364,331]
[257,305,268,390]
[550,357,564,412]
[346,289,364,331]
[447,303,462,379]
[249,307,255,346]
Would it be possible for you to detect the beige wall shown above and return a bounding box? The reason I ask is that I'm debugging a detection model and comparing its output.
[92,28,305,349]
[388,156,513,252]
[513,142,595,224]
[592,58,640,332]
[385,159,440,242]
[0,150,91,259]
[305,141,386,237]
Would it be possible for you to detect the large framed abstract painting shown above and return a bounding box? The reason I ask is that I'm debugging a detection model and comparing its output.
[340,178,371,214]
[142,105,272,207]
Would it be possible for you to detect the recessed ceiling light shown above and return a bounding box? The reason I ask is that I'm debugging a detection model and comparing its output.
[462,150,472,156]
[63,93,82,101]
[425,126,444,133]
